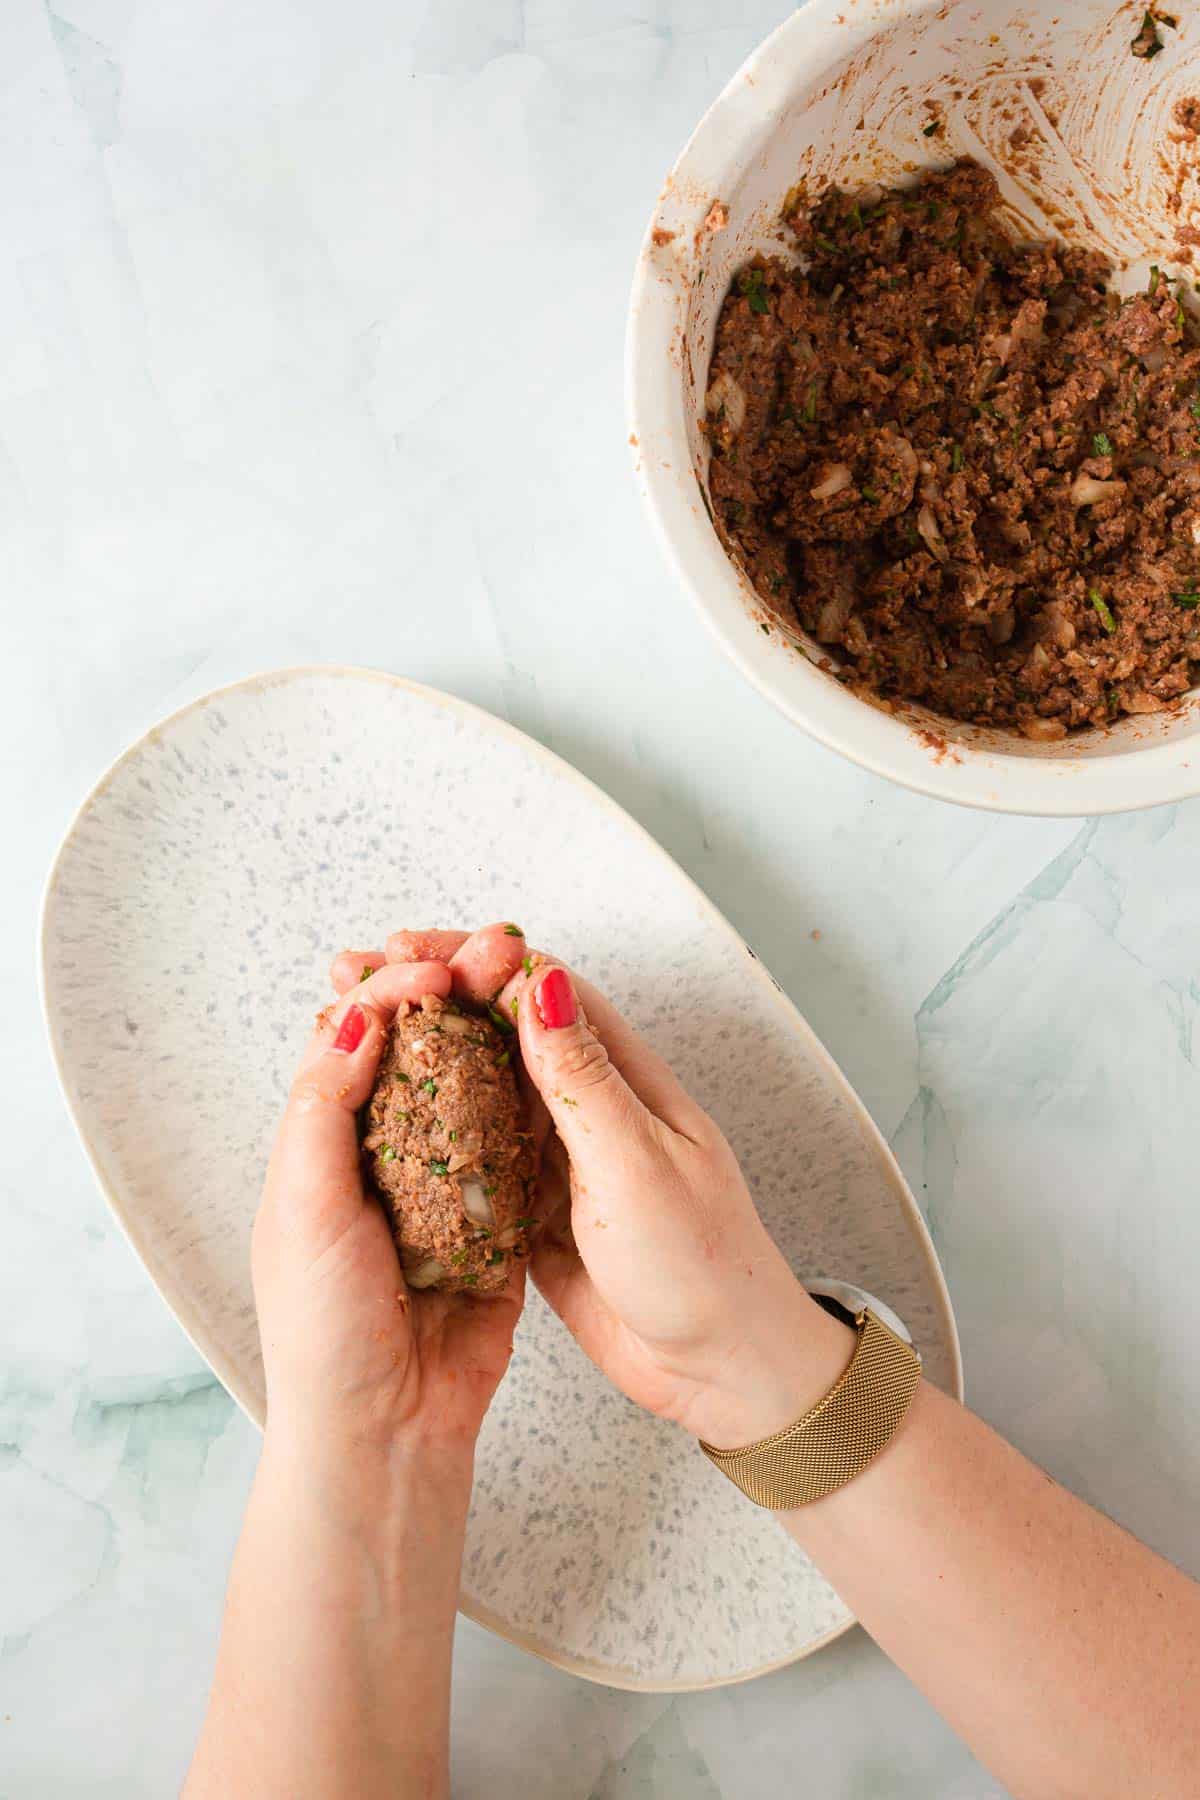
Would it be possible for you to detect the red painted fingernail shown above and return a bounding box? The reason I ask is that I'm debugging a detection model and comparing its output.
[535,968,576,1030]
[333,1004,367,1053]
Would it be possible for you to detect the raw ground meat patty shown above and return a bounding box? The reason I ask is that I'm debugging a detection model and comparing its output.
[706,159,1200,737]
[362,994,535,1295]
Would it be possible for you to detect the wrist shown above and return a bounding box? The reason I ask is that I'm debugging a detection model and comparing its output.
[259,1417,477,1540]
[688,1286,856,1450]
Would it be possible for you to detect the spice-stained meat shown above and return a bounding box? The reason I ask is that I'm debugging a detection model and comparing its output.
[362,994,534,1294]
[706,160,1200,736]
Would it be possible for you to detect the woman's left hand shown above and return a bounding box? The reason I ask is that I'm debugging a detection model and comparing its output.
[253,921,532,1462]
[189,923,532,1800]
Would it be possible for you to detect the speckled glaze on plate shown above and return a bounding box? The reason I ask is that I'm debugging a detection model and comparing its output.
[41,666,962,1691]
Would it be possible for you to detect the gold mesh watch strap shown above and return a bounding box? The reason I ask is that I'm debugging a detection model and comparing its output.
[699,1308,921,1509]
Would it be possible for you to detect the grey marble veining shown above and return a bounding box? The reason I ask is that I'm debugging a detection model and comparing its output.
[1,0,1193,1794]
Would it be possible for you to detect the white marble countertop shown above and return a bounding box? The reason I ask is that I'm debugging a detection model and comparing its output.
[5,1,1200,1794]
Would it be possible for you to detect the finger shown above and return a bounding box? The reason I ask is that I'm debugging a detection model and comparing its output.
[385,925,529,1006]
[531,1126,571,1234]
[496,947,545,1016]
[530,1232,586,1322]
[571,976,708,1139]
[298,961,452,1076]
[530,1239,624,1375]
[329,949,388,995]
[268,965,453,1263]
[447,921,529,1004]
[265,994,391,1262]
[385,928,471,964]
[506,961,705,1140]
[515,962,653,1155]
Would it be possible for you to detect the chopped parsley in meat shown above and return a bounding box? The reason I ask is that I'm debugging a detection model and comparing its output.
[738,268,771,314]
[705,160,1200,736]
[1089,590,1117,635]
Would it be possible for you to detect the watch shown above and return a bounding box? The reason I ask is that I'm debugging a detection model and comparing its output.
[698,1280,922,1509]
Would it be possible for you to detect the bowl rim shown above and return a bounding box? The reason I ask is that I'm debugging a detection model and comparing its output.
[625,0,1200,817]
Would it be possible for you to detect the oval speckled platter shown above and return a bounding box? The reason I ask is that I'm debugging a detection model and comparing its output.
[41,666,962,1691]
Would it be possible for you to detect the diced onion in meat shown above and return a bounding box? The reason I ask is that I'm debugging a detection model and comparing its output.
[1004,299,1044,362]
[957,564,988,607]
[440,1012,475,1035]
[973,358,1001,399]
[1121,690,1167,714]
[816,588,855,640]
[1038,604,1076,651]
[406,1258,445,1289]
[917,504,951,563]
[495,1224,523,1249]
[1069,473,1124,507]
[705,370,747,432]
[894,436,919,485]
[811,463,853,500]
[1020,717,1068,741]
[460,1178,496,1227]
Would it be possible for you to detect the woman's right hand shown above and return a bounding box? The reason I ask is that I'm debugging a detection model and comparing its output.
[503,959,854,1448]
[332,936,849,1454]
[333,935,853,1450]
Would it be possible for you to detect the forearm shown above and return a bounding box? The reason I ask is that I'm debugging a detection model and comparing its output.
[186,1433,472,1800]
[780,1370,1200,1800]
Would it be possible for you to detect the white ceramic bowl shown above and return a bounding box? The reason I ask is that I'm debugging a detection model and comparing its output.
[627,0,1200,814]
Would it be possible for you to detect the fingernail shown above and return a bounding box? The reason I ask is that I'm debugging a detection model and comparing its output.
[333,1004,367,1053]
[535,968,576,1030]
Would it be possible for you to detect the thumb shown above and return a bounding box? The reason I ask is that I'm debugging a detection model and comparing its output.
[517,964,650,1153]
[262,962,452,1265]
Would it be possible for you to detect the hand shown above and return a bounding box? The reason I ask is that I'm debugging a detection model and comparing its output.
[191,928,533,1800]
[253,922,531,1468]
[367,935,852,1449]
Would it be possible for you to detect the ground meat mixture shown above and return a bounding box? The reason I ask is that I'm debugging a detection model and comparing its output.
[362,994,535,1294]
[706,160,1200,737]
